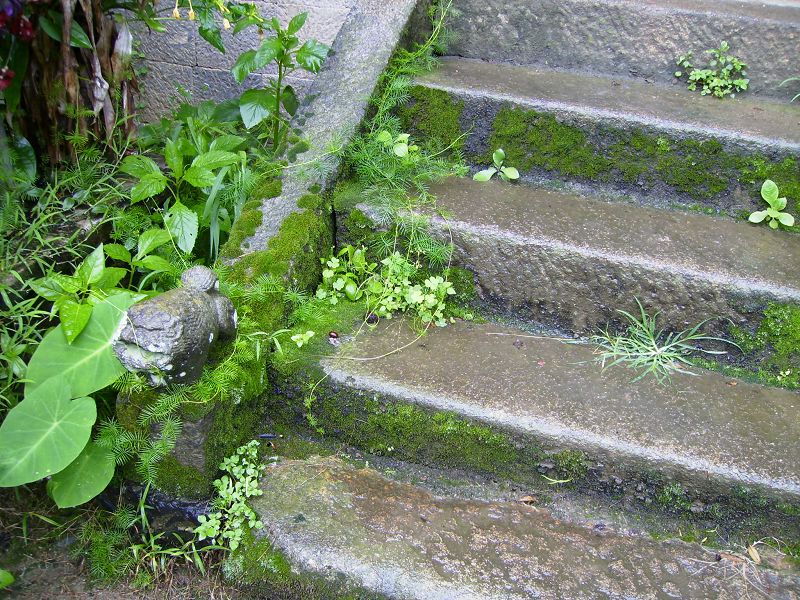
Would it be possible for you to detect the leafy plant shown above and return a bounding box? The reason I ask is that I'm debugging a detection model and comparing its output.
[0,569,12,590]
[748,179,795,229]
[674,41,749,99]
[587,299,734,384]
[780,76,800,102]
[232,12,329,150]
[474,148,520,182]
[195,440,265,551]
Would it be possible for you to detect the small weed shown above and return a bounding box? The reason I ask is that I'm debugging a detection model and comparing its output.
[474,148,520,182]
[587,299,735,384]
[675,41,749,99]
[748,179,795,229]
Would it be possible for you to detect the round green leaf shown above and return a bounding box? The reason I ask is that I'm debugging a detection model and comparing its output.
[0,569,13,590]
[761,179,779,204]
[473,168,497,182]
[25,294,134,398]
[0,379,96,487]
[501,166,520,180]
[47,442,115,508]
[239,88,275,129]
[165,200,199,253]
[492,148,505,168]
[778,212,795,226]
[748,210,768,223]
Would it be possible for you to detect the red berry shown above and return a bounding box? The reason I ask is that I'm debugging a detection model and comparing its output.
[0,67,15,91]
[10,15,34,42]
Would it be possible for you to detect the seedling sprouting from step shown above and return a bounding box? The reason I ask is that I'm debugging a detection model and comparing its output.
[748,180,795,230]
[473,148,520,182]
[674,41,749,99]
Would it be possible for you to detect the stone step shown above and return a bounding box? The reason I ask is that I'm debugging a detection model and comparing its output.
[446,0,800,99]
[379,176,800,334]
[403,57,800,214]
[320,320,800,504]
[248,456,800,599]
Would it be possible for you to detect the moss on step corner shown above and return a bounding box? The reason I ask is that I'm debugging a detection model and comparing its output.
[397,86,465,153]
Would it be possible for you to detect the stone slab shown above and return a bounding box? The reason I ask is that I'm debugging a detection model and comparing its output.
[418,57,800,157]
[446,0,800,99]
[415,177,800,333]
[253,456,800,599]
[323,320,800,501]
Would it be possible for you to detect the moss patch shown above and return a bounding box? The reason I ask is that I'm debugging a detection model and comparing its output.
[219,180,282,261]
[398,86,465,153]
[154,455,211,498]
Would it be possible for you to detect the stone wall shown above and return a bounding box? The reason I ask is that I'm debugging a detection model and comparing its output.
[134,0,355,121]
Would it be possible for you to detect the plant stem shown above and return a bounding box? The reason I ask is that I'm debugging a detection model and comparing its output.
[272,63,284,151]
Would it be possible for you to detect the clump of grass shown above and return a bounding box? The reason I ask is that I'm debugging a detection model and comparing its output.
[588,299,735,384]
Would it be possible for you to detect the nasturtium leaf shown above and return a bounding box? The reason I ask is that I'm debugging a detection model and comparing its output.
[164,201,199,253]
[239,88,275,129]
[761,179,779,204]
[287,12,308,35]
[47,442,115,508]
[58,299,93,344]
[473,168,497,182]
[0,379,96,487]
[136,228,172,260]
[25,294,135,398]
[296,39,329,73]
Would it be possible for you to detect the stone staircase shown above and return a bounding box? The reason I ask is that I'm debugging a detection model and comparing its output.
[247,1,800,597]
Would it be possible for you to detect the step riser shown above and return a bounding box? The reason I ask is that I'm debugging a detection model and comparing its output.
[448,0,800,100]
[403,83,800,216]
[430,215,796,334]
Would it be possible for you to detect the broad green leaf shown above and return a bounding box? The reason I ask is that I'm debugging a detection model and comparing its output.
[136,228,172,259]
[492,148,506,168]
[28,276,66,301]
[254,37,283,69]
[775,196,788,211]
[376,130,392,145]
[0,378,96,487]
[501,166,520,180]
[134,255,175,274]
[75,245,105,285]
[164,201,199,253]
[210,135,245,152]
[281,85,299,116]
[473,168,497,182]
[39,11,93,49]
[191,150,239,170]
[239,88,275,129]
[748,210,768,223]
[130,172,168,203]
[58,300,93,344]
[13,135,36,182]
[296,39,329,73]
[165,139,184,179]
[120,154,161,179]
[287,12,308,35]
[47,442,115,508]
[104,243,132,264]
[0,569,12,590]
[183,166,216,188]
[778,212,795,226]
[761,179,779,204]
[199,25,225,53]
[393,143,409,157]
[25,295,134,397]
[232,49,258,84]
[93,267,128,290]
[50,272,82,294]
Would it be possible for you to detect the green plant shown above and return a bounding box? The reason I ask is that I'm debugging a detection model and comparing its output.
[473,148,520,182]
[0,569,13,590]
[588,299,734,384]
[748,179,795,229]
[780,76,800,102]
[195,440,265,551]
[232,12,329,150]
[674,41,749,99]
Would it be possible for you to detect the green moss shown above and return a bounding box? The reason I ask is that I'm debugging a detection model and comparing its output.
[154,455,212,498]
[219,180,282,260]
[741,303,800,371]
[553,449,589,480]
[398,86,465,153]
[443,266,477,306]
[656,482,692,513]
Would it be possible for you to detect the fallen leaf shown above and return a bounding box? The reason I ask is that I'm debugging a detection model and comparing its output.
[518,495,537,505]
[747,545,761,564]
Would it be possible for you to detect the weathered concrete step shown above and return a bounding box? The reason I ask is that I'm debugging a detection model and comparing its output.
[446,0,800,99]
[250,456,800,599]
[322,320,800,502]
[423,177,800,333]
[404,57,800,214]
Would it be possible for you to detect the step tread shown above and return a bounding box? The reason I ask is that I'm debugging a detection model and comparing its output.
[428,177,800,300]
[324,320,800,497]
[255,456,800,599]
[418,57,800,153]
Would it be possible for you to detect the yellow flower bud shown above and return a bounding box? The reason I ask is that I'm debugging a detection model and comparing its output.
[187,8,195,20]
[222,18,231,30]
[172,6,181,19]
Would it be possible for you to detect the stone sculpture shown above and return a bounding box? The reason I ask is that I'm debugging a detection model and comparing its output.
[113,266,237,386]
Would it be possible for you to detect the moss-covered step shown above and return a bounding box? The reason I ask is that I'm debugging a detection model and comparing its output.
[415,176,800,334]
[446,0,800,99]
[402,57,800,215]
[242,456,800,599]
[318,319,800,508]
